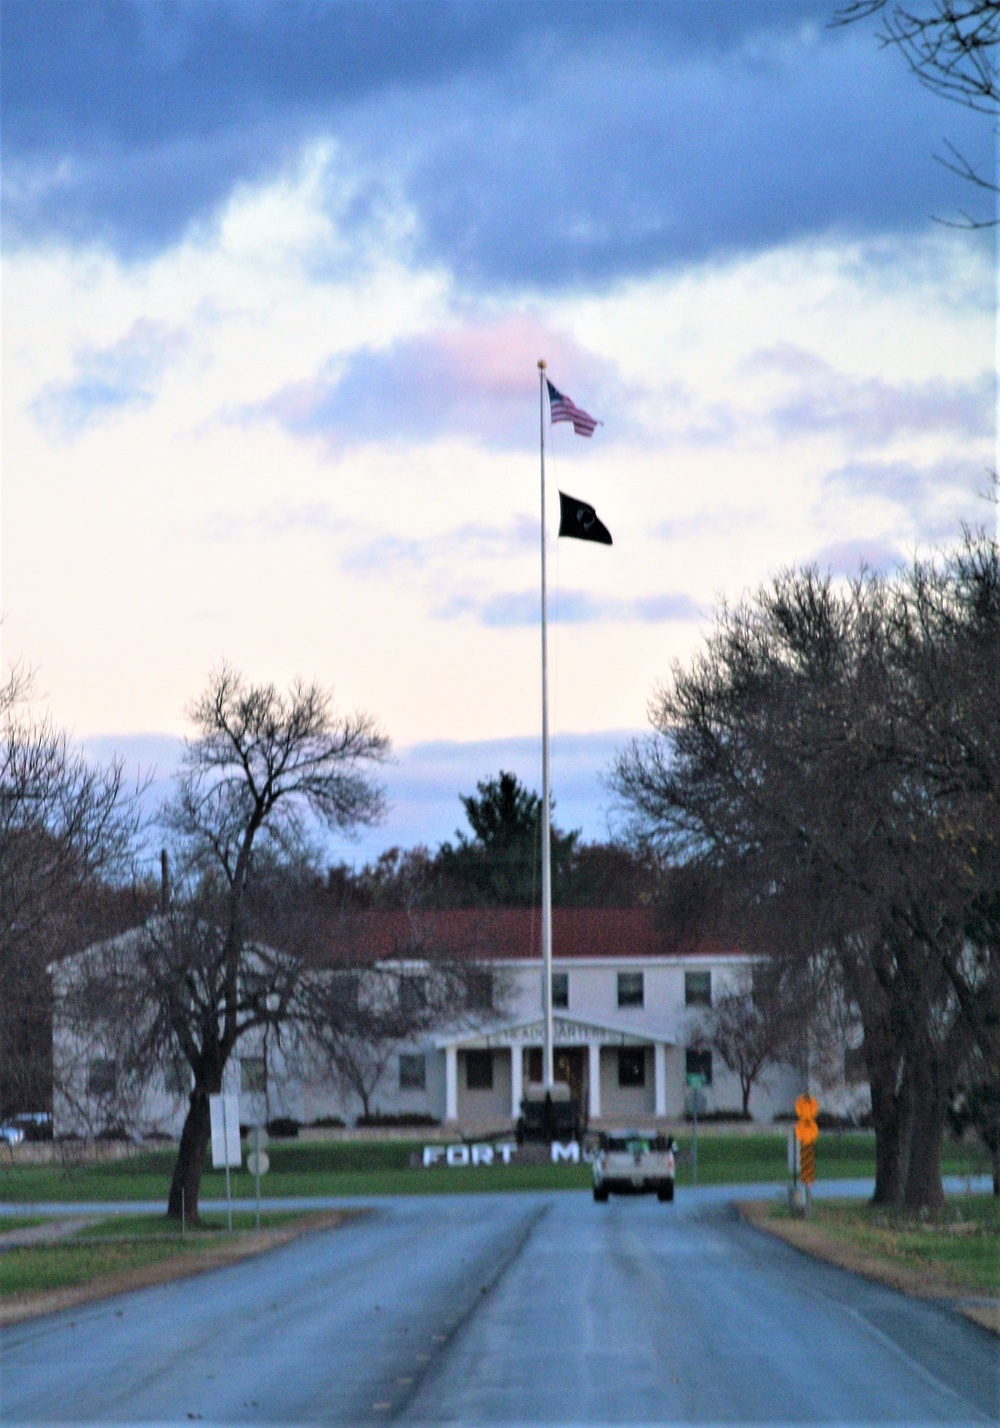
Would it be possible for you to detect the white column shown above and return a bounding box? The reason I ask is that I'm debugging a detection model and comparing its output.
[588,1042,601,1121]
[654,1042,667,1118]
[445,1045,458,1123]
[510,1044,523,1118]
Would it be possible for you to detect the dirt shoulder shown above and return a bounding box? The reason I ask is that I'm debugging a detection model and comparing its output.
[738,1199,999,1336]
[0,1210,360,1327]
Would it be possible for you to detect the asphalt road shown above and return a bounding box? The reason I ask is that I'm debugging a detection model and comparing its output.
[1,1189,996,1425]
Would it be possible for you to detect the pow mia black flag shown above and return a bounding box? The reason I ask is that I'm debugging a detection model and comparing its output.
[558,491,612,545]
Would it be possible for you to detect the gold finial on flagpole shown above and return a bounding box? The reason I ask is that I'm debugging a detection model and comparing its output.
[538,359,546,370]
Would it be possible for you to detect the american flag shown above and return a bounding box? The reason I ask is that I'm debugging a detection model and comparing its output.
[546,379,601,437]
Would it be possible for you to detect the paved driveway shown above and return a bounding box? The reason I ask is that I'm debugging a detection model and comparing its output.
[1,1188,995,1424]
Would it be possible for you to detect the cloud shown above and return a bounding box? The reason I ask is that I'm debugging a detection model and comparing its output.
[825,455,987,507]
[750,344,994,448]
[653,510,763,541]
[30,318,188,437]
[340,517,538,575]
[436,588,701,627]
[3,2,989,284]
[822,455,991,543]
[807,539,907,576]
[199,504,539,573]
[251,315,621,450]
[85,726,638,864]
[360,729,640,855]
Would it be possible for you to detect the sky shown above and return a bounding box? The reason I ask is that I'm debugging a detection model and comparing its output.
[2,1,996,865]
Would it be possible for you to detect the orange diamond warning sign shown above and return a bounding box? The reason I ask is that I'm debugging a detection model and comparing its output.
[795,1094,819,1146]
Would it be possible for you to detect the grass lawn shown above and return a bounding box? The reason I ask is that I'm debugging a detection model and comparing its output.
[0,1133,987,1205]
[0,1238,213,1299]
[764,1194,999,1299]
[0,1210,337,1302]
[76,1210,305,1238]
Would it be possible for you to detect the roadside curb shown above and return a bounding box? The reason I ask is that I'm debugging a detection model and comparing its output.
[736,1199,999,1337]
[0,1210,361,1327]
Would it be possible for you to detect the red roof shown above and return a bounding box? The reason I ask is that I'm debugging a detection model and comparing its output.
[314,907,738,965]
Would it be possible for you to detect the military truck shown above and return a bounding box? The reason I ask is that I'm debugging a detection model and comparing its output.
[515,1082,583,1144]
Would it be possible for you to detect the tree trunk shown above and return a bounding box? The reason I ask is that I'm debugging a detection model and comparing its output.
[904,1106,945,1209]
[741,1077,752,1117]
[991,1141,1000,1197]
[868,1059,910,1206]
[902,1047,946,1210]
[167,1079,218,1223]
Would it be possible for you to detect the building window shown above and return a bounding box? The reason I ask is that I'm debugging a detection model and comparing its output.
[617,971,644,1008]
[399,976,428,1018]
[466,971,494,1012]
[88,1058,117,1096]
[618,1048,646,1087]
[399,1053,426,1091]
[552,972,569,1009]
[240,1056,267,1093]
[843,1045,867,1085]
[685,971,712,1007]
[164,1055,190,1095]
[334,970,361,1013]
[685,1048,713,1086]
[465,1050,494,1090]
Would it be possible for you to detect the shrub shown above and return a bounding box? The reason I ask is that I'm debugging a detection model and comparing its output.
[355,1112,440,1128]
[265,1117,300,1138]
[683,1109,751,1123]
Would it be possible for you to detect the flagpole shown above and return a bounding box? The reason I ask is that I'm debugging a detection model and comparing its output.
[538,358,554,1091]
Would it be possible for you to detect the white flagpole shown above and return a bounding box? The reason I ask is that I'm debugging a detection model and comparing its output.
[538,359,554,1090]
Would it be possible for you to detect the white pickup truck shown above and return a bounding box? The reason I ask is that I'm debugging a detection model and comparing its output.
[592,1129,675,1202]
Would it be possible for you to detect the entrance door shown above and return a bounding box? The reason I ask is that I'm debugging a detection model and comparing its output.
[554,1047,586,1114]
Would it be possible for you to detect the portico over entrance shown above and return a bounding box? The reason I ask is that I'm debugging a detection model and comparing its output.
[434,1015,674,1126]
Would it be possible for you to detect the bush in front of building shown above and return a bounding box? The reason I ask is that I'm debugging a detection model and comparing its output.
[265,1117,301,1138]
[355,1112,440,1128]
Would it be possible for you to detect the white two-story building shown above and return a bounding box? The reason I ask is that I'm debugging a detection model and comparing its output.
[53,908,847,1138]
[306,908,804,1130]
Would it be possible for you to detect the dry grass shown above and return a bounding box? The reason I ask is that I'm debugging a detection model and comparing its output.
[740,1194,999,1333]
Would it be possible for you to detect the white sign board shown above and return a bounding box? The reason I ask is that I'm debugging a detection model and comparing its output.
[209,1093,241,1169]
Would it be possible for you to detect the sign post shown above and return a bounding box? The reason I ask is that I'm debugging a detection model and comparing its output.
[209,1093,241,1232]
[686,1074,707,1187]
[246,1126,270,1231]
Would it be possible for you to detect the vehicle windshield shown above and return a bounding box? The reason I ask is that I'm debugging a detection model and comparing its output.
[607,1136,650,1153]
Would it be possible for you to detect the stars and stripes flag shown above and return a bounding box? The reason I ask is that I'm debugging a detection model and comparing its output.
[546,379,601,437]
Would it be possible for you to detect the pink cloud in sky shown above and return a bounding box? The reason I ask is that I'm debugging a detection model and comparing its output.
[251,312,618,450]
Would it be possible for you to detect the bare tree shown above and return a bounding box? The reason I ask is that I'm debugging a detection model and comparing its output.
[308,969,415,1121]
[60,666,390,1221]
[614,536,998,1208]
[0,668,141,1122]
[688,965,800,1118]
[835,0,1000,221]
[304,908,514,1121]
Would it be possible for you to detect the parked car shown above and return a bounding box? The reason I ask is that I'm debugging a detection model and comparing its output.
[0,1126,25,1146]
[592,1129,675,1202]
